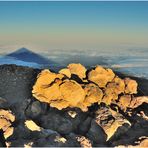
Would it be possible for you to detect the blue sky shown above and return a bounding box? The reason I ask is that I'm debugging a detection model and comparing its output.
[0,1,148,52]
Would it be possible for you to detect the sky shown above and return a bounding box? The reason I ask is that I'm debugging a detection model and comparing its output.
[0,1,148,53]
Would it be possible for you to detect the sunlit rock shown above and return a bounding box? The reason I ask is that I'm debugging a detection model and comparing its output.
[118,95,132,111]
[60,80,85,107]
[77,136,92,148]
[0,109,15,139]
[59,68,71,78]
[102,77,125,105]
[67,63,87,79]
[84,83,103,105]
[124,78,138,94]
[25,120,41,131]
[88,65,115,88]
[95,107,131,141]
[129,96,148,109]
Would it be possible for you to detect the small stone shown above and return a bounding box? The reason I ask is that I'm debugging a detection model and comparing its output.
[77,136,92,148]
[25,120,41,131]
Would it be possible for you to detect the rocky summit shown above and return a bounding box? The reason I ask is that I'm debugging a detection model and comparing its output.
[0,64,148,147]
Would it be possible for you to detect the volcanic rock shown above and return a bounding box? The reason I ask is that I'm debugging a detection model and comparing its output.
[67,63,87,79]
[95,107,131,141]
[0,109,15,139]
[59,68,71,78]
[86,119,107,144]
[124,78,138,94]
[77,136,92,148]
[88,65,115,88]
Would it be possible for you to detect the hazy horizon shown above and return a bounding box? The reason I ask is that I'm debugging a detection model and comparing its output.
[0,1,148,53]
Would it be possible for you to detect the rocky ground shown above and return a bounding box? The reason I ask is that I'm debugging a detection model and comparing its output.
[0,64,148,147]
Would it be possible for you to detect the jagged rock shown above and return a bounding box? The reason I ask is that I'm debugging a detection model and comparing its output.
[95,107,131,141]
[86,119,107,144]
[77,136,92,148]
[25,100,47,119]
[63,108,88,132]
[84,83,103,106]
[118,95,132,111]
[117,96,148,112]
[59,68,71,78]
[88,65,115,88]
[124,78,138,94]
[129,96,148,109]
[102,76,125,105]
[0,65,40,105]
[60,80,85,107]
[0,109,15,139]
[40,111,73,135]
[67,63,87,79]
[78,117,92,134]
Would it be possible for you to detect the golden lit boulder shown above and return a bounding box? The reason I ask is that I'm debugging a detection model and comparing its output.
[84,83,103,105]
[101,77,125,105]
[95,107,131,141]
[118,95,132,111]
[124,78,138,94]
[59,68,71,78]
[0,109,15,139]
[32,64,140,112]
[33,82,62,103]
[67,63,87,79]
[32,69,64,103]
[88,66,115,88]
[60,80,85,106]
[34,69,63,87]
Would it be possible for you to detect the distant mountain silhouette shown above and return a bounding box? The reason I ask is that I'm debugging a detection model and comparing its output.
[6,47,56,65]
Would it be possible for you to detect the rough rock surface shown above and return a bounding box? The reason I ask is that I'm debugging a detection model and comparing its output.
[95,107,131,141]
[0,64,148,147]
[67,63,87,79]
[0,109,15,139]
[32,63,140,112]
[88,65,115,88]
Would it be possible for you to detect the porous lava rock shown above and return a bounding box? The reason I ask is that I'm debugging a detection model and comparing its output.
[88,65,115,88]
[0,109,15,139]
[32,63,140,112]
[67,63,87,79]
[95,107,131,141]
[0,64,148,147]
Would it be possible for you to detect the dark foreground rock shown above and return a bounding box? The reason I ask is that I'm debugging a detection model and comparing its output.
[0,64,148,147]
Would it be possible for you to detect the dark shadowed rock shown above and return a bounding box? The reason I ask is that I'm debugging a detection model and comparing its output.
[78,116,92,134]
[0,65,40,105]
[25,100,47,119]
[40,111,73,135]
[86,119,107,144]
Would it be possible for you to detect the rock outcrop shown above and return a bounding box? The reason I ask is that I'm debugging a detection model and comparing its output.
[0,64,148,147]
[32,63,139,112]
